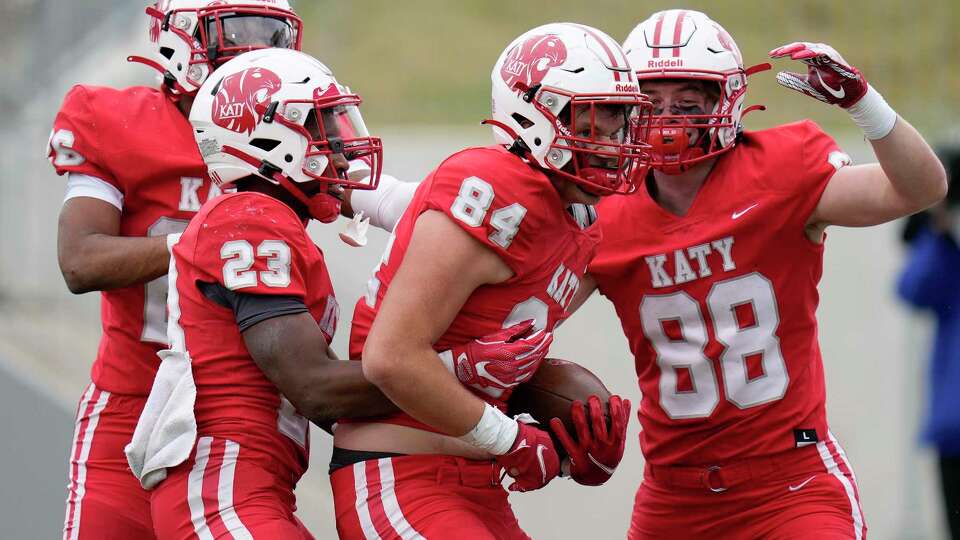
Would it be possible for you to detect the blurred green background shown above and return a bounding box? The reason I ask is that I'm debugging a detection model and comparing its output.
[299,0,960,134]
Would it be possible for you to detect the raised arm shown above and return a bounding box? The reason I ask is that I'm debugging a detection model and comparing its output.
[807,118,946,229]
[769,42,947,236]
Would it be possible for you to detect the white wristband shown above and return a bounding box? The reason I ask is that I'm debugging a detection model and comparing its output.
[847,85,898,140]
[459,402,518,456]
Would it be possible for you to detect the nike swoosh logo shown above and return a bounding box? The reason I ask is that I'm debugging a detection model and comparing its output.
[510,439,530,455]
[587,453,615,476]
[460,356,504,398]
[788,475,817,492]
[815,70,845,99]
[536,445,548,483]
[474,362,510,388]
[731,203,759,219]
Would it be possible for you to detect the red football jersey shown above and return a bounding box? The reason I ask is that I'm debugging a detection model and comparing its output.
[349,145,601,430]
[589,121,849,466]
[170,191,338,482]
[48,85,221,395]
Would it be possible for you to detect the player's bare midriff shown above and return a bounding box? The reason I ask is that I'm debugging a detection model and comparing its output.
[334,422,493,460]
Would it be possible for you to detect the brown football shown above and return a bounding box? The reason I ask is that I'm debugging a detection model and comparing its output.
[507,358,611,456]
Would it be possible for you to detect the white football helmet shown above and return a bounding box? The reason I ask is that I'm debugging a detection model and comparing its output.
[130,0,302,95]
[190,48,383,223]
[489,23,653,195]
[623,10,765,173]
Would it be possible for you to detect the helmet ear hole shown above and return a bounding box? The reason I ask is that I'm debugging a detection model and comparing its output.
[511,113,534,129]
[250,138,281,152]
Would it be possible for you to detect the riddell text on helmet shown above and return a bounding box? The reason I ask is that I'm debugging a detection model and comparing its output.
[648,58,684,68]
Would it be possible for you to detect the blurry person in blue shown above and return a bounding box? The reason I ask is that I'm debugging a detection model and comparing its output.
[897,144,960,539]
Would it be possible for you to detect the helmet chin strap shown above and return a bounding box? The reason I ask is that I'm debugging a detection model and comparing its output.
[221,145,341,223]
[126,55,194,95]
[273,172,341,223]
[481,119,533,159]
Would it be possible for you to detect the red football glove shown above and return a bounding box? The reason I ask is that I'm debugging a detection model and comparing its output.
[550,395,631,486]
[769,42,868,108]
[441,320,553,399]
[496,419,561,492]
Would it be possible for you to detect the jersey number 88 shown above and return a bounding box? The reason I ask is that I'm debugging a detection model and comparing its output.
[640,272,788,419]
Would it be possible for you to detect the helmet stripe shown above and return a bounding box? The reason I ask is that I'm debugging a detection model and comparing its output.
[672,10,687,57]
[651,13,666,58]
[571,23,624,81]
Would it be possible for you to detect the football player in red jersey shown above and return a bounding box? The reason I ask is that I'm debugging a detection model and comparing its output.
[49,2,304,538]
[123,47,552,539]
[333,23,646,539]
[48,2,420,538]
[569,10,946,539]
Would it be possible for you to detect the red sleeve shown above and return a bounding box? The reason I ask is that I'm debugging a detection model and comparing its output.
[47,85,120,189]
[785,120,849,228]
[192,194,313,298]
[420,149,551,274]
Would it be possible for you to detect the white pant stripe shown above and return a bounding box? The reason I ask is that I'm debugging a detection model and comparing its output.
[377,458,426,540]
[217,440,252,540]
[353,462,382,540]
[827,432,866,537]
[64,385,110,540]
[816,440,864,540]
[828,430,860,483]
[188,437,215,540]
[62,384,94,540]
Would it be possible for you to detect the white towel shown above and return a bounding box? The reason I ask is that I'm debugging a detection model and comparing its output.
[124,231,197,490]
[124,349,197,490]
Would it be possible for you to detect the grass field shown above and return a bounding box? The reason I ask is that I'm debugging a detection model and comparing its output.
[296,1,959,136]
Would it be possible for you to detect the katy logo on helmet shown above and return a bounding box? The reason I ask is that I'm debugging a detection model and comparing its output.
[212,67,282,135]
[500,34,567,92]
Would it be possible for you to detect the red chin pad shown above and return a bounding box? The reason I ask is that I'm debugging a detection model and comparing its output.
[648,125,705,175]
[649,125,690,155]
[307,192,341,223]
